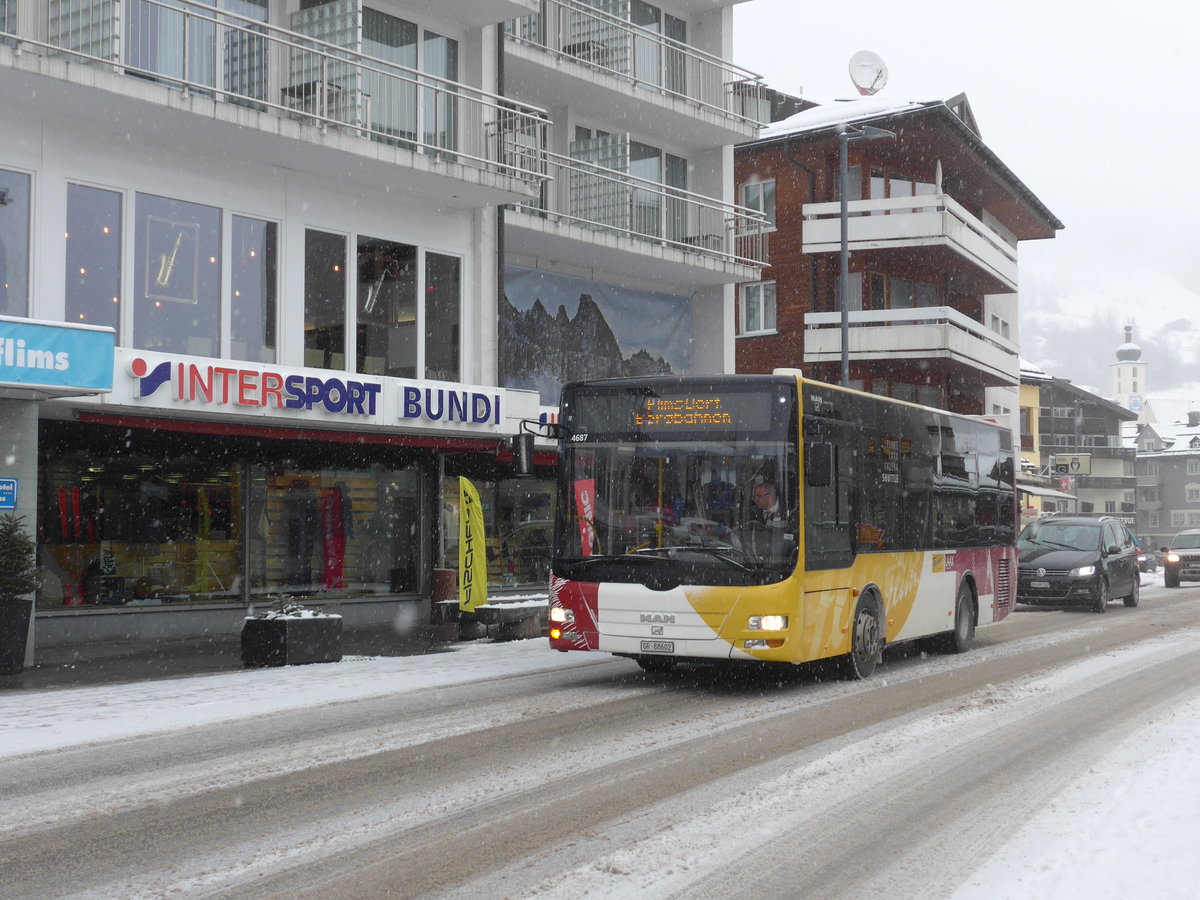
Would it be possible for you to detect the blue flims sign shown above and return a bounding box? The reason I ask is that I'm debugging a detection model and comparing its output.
[0,317,114,394]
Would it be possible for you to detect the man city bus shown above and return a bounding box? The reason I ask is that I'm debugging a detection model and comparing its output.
[547,372,1017,678]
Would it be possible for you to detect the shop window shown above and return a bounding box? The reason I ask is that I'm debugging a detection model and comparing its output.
[425,252,461,382]
[231,215,277,363]
[134,193,221,356]
[251,464,422,596]
[65,183,123,333]
[38,434,243,609]
[356,236,417,378]
[36,421,431,608]
[0,167,31,317]
[304,228,347,369]
[442,475,556,590]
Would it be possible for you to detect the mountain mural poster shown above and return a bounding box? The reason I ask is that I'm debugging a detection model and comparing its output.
[500,265,692,404]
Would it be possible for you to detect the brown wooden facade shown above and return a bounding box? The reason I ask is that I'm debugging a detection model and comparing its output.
[734,98,1061,416]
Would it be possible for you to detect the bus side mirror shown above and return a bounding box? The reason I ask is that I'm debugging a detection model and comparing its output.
[806,442,833,487]
[511,433,535,476]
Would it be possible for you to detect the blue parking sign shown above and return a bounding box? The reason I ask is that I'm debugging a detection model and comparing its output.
[0,479,15,510]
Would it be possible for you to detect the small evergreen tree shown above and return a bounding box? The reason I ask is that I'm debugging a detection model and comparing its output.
[0,514,39,602]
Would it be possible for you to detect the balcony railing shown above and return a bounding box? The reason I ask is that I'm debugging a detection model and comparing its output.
[802,193,1019,292]
[803,306,1019,384]
[504,0,767,127]
[508,148,768,268]
[3,0,549,184]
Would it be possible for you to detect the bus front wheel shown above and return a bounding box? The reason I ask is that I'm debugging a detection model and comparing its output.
[840,594,883,679]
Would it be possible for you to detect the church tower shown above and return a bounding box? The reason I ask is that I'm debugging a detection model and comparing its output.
[1112,320,1146,417]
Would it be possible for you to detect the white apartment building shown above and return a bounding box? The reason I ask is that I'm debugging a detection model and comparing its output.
[0,0,765,648]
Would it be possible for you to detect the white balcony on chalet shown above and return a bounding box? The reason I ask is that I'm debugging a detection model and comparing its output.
[803,307,1020,387]
[802,193,1019,295]
[0,0,549,208]
[503,0,766,147]
[505,147,768,286]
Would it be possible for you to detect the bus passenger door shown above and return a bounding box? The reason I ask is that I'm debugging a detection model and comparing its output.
[803,419,856,572]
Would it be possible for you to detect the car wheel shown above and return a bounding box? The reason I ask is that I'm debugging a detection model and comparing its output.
[936,583,975,654]
[1165,570,1180,588]
[1092,578,1109,613]
[839,593,883,679]
[1124,575,1140,608]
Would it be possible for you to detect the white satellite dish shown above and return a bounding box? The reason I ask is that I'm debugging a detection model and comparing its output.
[849,50,888,96]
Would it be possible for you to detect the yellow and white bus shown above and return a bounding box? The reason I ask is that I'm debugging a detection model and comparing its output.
[547,372,1017,677]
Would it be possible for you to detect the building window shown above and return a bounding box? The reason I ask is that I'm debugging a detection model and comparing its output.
[361,8,419,140]
[65,184,123,334]
[1188,459,1200,475]
[357,236,417,378]
[304,229,347,369]
[1148,462,1160,477]
[135,193,222,356]
[1172,511,1186,527]
[740,281,776,334]
[1190,512,1200,526]
[0,167,31,317]
[1187,484,1200,503]
[230,216,277,364]
[741,179,776,228]
[424,252,462,382]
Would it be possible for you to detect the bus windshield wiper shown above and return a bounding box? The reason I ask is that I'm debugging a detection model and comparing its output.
[631,545,752,572]
[563,553,657,571]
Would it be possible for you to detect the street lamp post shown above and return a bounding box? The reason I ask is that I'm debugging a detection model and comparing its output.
[837,124,895,387]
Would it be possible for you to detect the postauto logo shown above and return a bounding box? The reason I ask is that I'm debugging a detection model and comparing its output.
[129,357,381,416]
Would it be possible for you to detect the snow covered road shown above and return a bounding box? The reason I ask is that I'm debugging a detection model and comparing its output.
[1,582,1198,899]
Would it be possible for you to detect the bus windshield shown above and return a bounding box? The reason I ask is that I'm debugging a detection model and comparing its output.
[554,378,798,586]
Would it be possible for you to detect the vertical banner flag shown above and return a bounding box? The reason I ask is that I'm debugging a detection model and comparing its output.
[574,478,596,556]
[458,476,488,612]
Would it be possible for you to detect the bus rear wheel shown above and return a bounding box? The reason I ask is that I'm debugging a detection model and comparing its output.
[840,594,882,679]
[936,584,976,654]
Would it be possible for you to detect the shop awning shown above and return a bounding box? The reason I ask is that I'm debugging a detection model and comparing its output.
[1018,484,1078,502]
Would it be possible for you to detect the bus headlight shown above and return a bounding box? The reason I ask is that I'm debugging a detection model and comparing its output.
[748,615,788,631]
[1070,564,1096,577]
[549,606,575,624]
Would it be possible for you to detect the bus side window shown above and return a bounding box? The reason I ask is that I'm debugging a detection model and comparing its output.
[806,442,834,487]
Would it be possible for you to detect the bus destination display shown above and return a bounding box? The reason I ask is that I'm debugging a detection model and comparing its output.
[632,391,773,431]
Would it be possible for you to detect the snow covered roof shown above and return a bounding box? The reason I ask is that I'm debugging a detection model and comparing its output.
[1143,396,1200,428]
[745,93,1064,233]
[1020,358,1049,380]
[759,96,935,140]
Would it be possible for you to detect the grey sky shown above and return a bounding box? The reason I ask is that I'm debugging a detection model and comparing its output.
[732,1,1200,344]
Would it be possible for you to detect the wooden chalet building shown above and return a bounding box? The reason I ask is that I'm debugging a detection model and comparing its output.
[734,94,1063,420]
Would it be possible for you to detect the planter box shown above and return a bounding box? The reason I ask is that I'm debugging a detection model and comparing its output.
[241,615,343,667]
[0,598,33,676]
